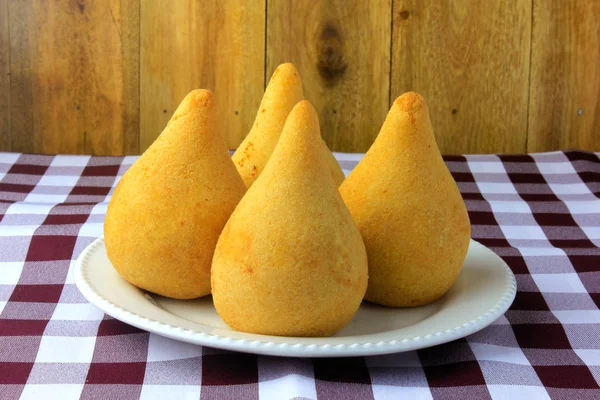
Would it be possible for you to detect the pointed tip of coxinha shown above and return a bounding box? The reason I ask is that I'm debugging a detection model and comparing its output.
[277,99,321,149]
[232,63,304,187]
[257,100,332,186]
[169,89,215,122]
[267,62,301,90]
[348,91,439,167]
[393,91,427,114]
[387,91,434,141]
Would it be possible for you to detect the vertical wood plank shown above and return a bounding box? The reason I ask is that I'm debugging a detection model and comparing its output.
[0,0,10,150]
[392,0,531,154]
[267,0,391,152]
[9,0,139,155]
[140,0,265,151]
[528,0,600,152]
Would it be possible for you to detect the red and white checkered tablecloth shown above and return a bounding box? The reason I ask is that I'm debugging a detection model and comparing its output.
[0,150,599,399]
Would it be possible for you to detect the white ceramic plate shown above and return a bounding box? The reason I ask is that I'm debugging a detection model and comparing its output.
[75,238,516,358]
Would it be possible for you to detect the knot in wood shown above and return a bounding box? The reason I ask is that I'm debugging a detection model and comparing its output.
[316,22,347,85]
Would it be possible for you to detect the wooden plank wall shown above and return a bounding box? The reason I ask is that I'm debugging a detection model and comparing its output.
[1,0,598,155]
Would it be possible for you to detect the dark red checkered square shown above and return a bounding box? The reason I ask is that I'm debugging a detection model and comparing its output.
[534,213,580,227]
[589,293,600,309]
[511,292,549,311]
[81,165,121,177]
[423,361,487,387]
[86,362,146,384]
[500,256,529,274]
[551,239,596,249]
[564,151,600,163]
[568,255,600,273]
[8,164,48,176]
[96,318,144,336]
[9,284,63,303]
[468,211,498,225]
[0,320,48,336]
[520,193,560,202]
[69,186,111,196]
[451,172,476,182]
[509,173,547,184]
[512,324,572,349]
[476,238,512,248]
[314,358,371,384]
[0,183,35,193]
[26,235,77,262]
[535,365,598,389]
[462,192,486,201]
[498,154,534,162]
[578,171,600,182]
[0,363,34,384]
[202,353,258,385]
[43,214,90,225]
[443,155,467,162]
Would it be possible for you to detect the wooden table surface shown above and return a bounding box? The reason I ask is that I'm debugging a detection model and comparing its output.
[0,0,598,156]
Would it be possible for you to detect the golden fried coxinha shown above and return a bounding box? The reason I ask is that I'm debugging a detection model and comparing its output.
[233,63,345,188]
[212,100,368,337]
[339,92,471,307]
[104,90,246,299]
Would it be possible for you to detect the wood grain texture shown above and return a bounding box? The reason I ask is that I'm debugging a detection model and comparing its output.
[528,0,600,152]
[392,0,532,154]
[267,0,391,152]
[0,0,9,150]
[140,0,265,151]
[8,0,139,155]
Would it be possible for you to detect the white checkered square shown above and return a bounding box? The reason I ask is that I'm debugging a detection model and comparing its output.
[469,343,530,365]
[581,226,600,240]
[564,200,600,215]
[78,222,103,238]
[519,247,567,256]
[64,260,77,285]
[20,384,84,400]
[372,385,433,400]
[476,183,519,194]
[547,183,591,195]
[487,201,532,213]
[0,262,24,284]
[553,310,600,324]
[90,202,108,215]
[258,374,318,400]
[0,153,20,163]
[146,334,203,362]
[35,336,96,363]
[37,175,80,187]
[139,385,201,400]
[4,202,55,215]
[535,161,577,175]
[501,225,547,240]
[0,225,38,237]
[575,349,600,366]
[488,385,550,400]
[533,273,587,293]
[51,303,105,321]
[467,162,506,173]
[50,155,90,167]
[24,193,69,204]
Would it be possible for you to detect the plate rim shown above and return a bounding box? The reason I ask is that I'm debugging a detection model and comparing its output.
[75,237,516,357]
